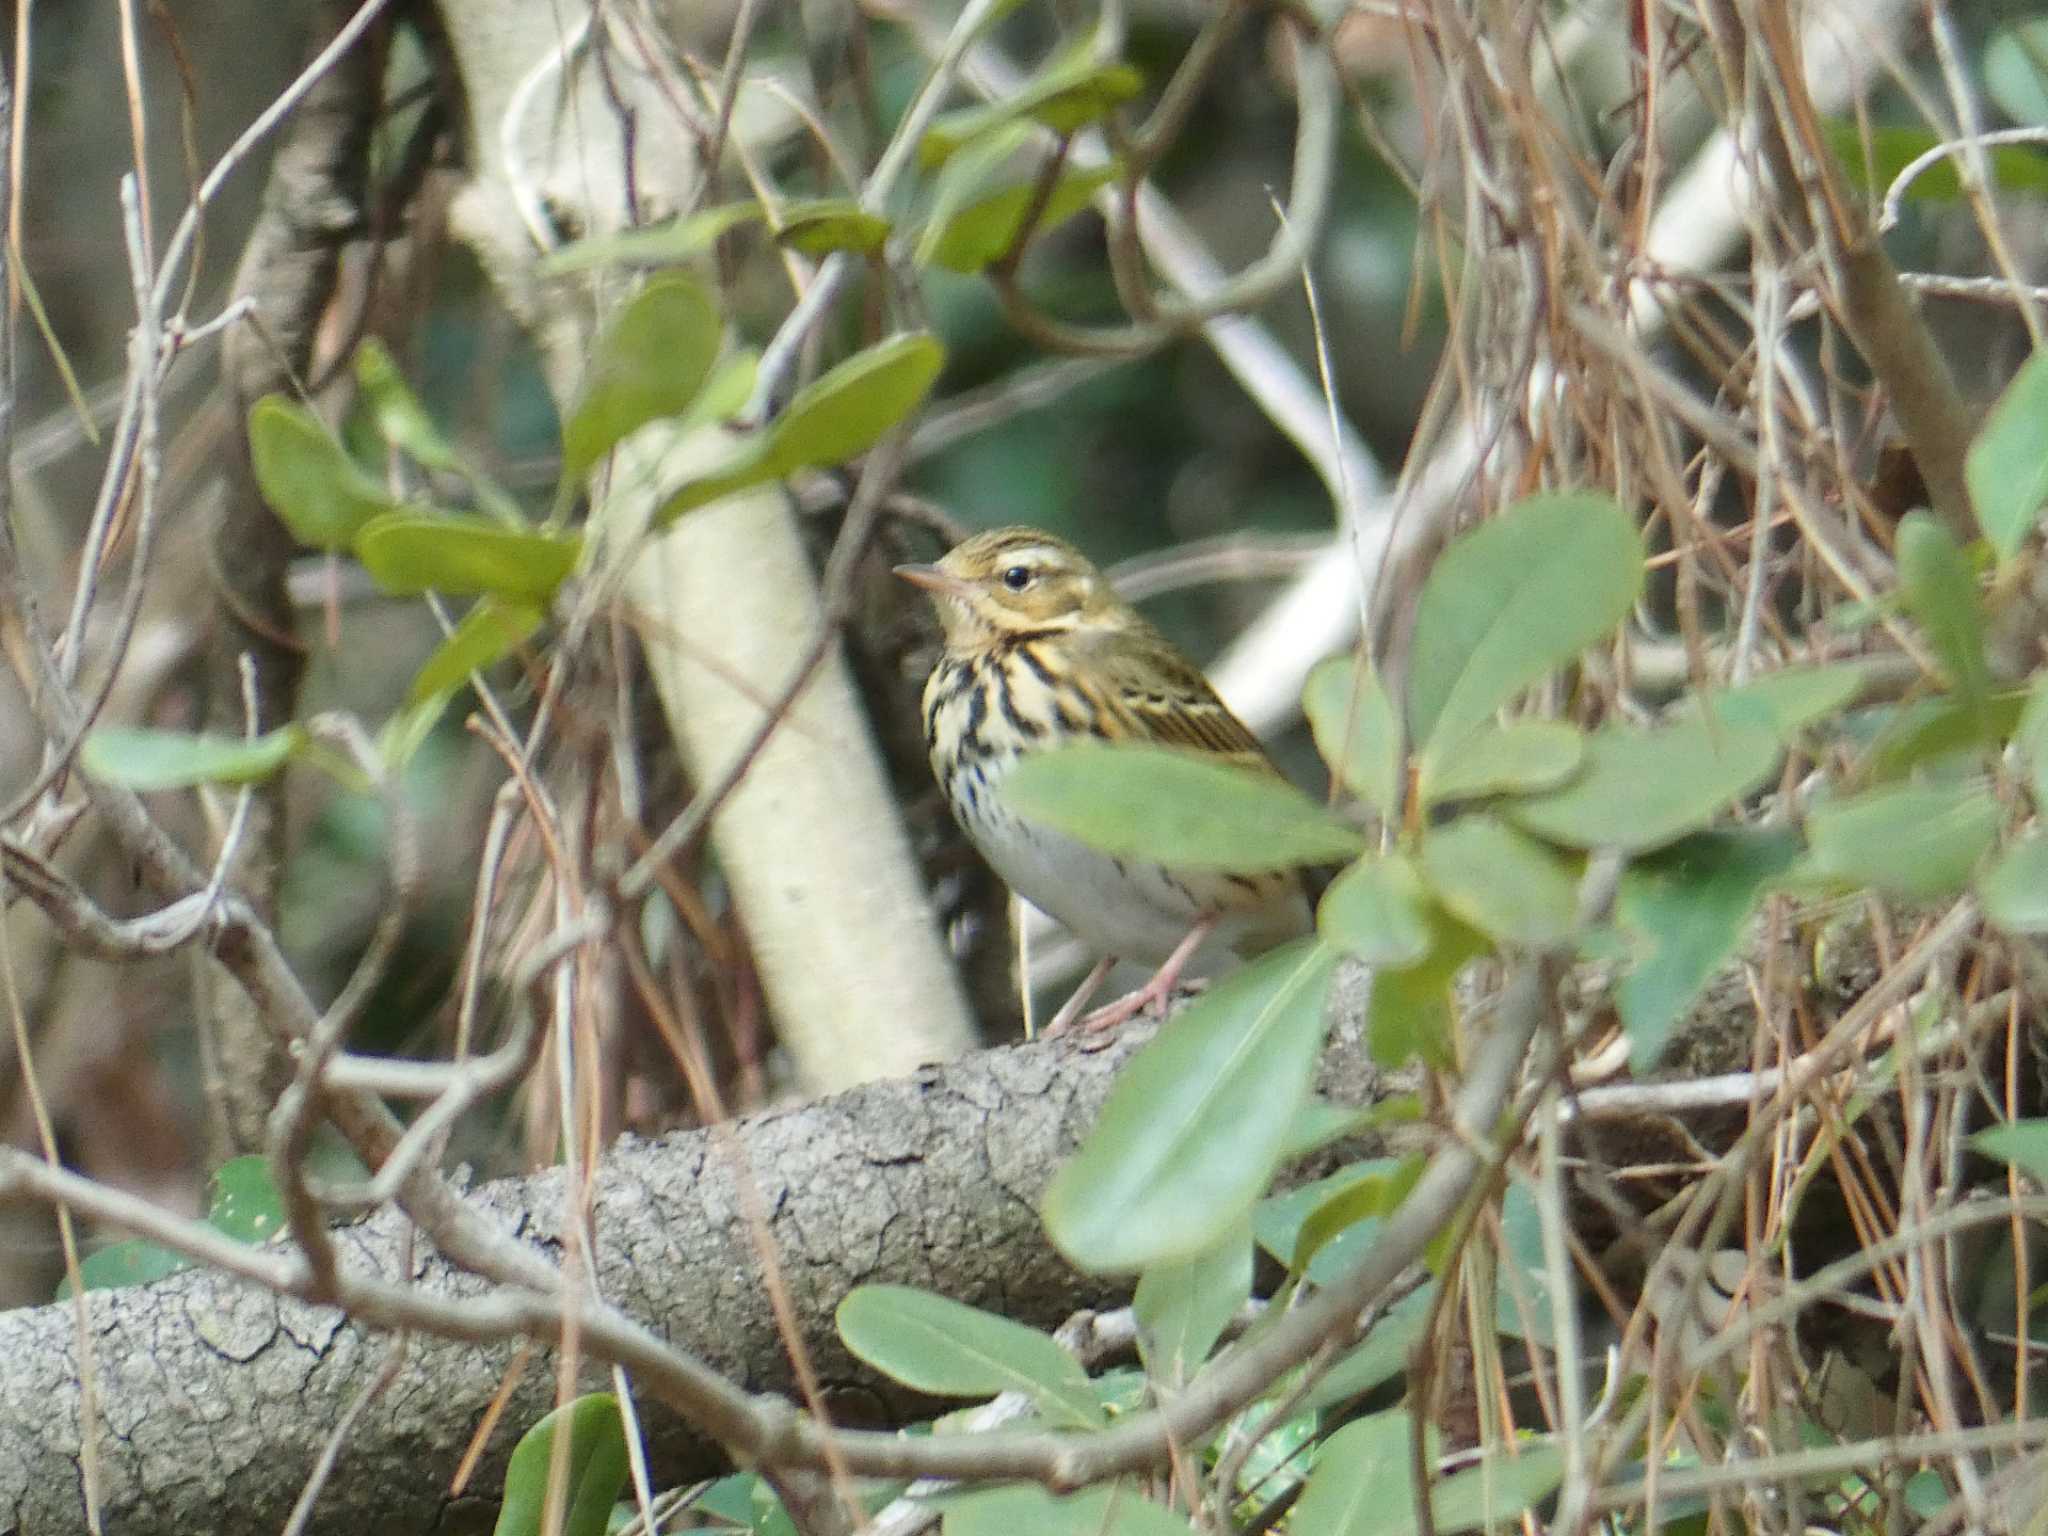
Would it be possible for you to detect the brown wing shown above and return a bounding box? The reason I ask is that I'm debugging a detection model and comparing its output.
[1083,623,1277,771]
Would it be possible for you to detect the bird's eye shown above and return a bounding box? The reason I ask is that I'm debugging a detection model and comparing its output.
[1001,566,1033,591]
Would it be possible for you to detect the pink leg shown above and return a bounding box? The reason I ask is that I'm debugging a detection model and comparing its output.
[1041,955,1116,1038]
[1075,917,1217,1035]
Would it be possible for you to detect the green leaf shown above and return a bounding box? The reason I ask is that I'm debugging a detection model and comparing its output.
[1979,831,2048,933]
[921,165,1117,272]
[1420,815,1579,947]
[1824,118,2048,203]
[1988,20,2048,127]
[766,330,946,471]
[683,349,760,430]
[1295,1284,1437,1413]
[1290,1409,1416,1536]
[999,743,1363,870]
[920,61,1145,169]
[1366,913,1489,1070]
[354,513,581,601]
[2022,678,2048,807]
[1132,1221,1252,1387]
[659,332,945,522]
[773,198,893,257]
[1492,1184,1559,1345]
[1508,714,1782,852]
[355,338,461,475]
[1281,1094,1382,1160]
[1864,690,2027,781]
[561,276,723,488]
[1973,1118,2048,1184]
[1615,830,1802,1070]
[1418,719,1584,805]
[1294,1155,1423,1277]
[1318,854,1433,966]
[206,1155,284,1245]
[1407,492,1643,773]
[1702,662,1870,740]
[81,724,307,791]
[1426,1445,1565,1535]
[409,599,544,706]
[493,1394,629,1536]
[61,1240,191,1297]
[1807,781,2001,897]
[939,1483,1195,1536]
[1304,656,1402,815]
[1897,511,1992,710]
[537,201,765,275]
[1968,350,2048,564]
[247,396,395,550]
[835,1285,1102,1428]
[1042,941,1337,1272]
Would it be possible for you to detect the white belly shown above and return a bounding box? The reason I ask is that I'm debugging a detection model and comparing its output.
[949,758,1308,966]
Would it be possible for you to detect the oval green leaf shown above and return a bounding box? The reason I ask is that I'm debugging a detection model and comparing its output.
[1616,830,1802,1070]
[81,724,306,791]
[1807,781,2001,897]
[206,1155,285,1245]
[1979,830,2048,933]
[765,329,945,469]
[1425,1445,1565,1535]
[493,1394,628,1536]
[919,60,1145,169]
[1408,492,1643,772]
[247,396,396,550]
[999,742,1362,870]
[658,333,945,523]
[354,514,581,601]
[1042,940,1337,1273]
[409,599,544,706]
[1304,656,1401,815]
[1508,714,1782,852]
[1317,854,1433,966]
[1290,1410,1415,1536]
[561,275,723,488]
[537,201,765,276]
[60,1240,191,1297]
[1132,1220,1252,1387]
[356,338,460,473]
[1700,662,1870,740]
[1865,689,2027,781]
[1968,349,2048,564]
[1897,511,1992,709]
[835,1284,1101,1428]
[1420,815,1579,946]
[773,198,893,257]
[1294,1154,1423,1278]
[921,165,1117,272]
[1418,718,1584,804]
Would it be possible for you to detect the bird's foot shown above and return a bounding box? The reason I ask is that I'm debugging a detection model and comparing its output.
[1051,918,1218,1043]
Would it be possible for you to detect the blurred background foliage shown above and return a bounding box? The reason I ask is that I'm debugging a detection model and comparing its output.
[3,0,2047,1311]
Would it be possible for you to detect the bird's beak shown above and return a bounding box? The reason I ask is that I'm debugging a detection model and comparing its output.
[893,563,975,601]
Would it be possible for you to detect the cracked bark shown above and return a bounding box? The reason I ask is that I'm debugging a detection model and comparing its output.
[0,999,1391,1536]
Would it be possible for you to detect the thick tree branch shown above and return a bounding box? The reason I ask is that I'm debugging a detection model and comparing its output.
[0,1011,1388,1536]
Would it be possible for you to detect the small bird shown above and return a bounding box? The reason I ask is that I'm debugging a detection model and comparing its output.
[895,527,1312,1035]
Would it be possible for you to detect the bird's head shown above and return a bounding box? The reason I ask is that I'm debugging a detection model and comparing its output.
[894,528,1125,647]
